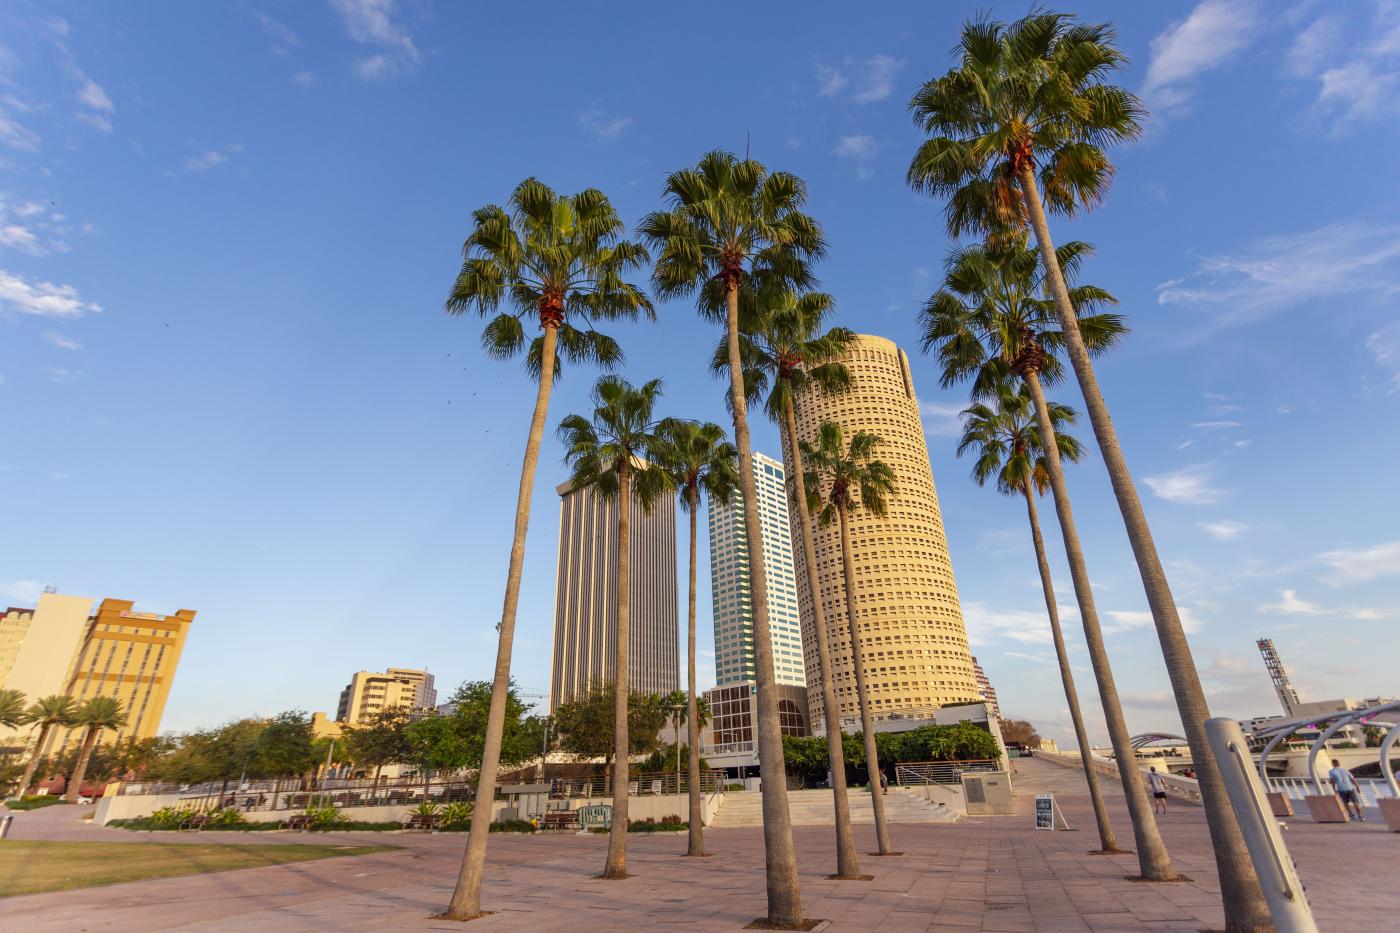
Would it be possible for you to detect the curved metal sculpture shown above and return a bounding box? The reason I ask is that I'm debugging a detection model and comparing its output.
[1129,732,1188,750]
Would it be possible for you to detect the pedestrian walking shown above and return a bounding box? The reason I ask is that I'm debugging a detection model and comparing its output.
[1148,767,1167,814]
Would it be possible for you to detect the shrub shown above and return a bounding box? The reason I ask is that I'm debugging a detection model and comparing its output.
[489,819,536,833]
[305,805,348,828]
[148,806,195,830]
[205,808,247,828]
[310,820,403,831]
[629,820,687,832]
[410,801,440,818]
[5,795,70,811]
[440,801,474,830]
[725,783,744,792]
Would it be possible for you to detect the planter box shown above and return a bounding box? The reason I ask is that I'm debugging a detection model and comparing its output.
[1378,797,1400,832]
[1266,792,1293,817]
[1303,794,1349,823]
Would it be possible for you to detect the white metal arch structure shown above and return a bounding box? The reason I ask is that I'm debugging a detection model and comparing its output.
[1380,720,1400,798]
[1299,701,1400,795]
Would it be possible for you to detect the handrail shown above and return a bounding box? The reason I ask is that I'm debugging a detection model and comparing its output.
[894,759,1000,786]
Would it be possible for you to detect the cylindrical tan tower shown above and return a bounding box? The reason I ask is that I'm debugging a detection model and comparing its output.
[791,333,979,732]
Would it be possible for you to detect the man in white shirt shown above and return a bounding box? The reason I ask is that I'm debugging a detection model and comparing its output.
[1327,759,1364,821]
[1148,766,1167,814]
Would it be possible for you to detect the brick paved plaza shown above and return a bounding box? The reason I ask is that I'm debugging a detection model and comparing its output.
[4,759,1394,931]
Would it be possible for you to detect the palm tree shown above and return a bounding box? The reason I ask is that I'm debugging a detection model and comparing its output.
[719,285,864,878]
[18,695,77,796]
[800,422,896,856]
[919,238,1173,875]
[641,150,823,926]
[956,383,1120,854]
[443,179,652,918]
[0,688,25,729]
[906,15,1265,920]
[62,697,128,802]
[559,375,668,880]
[651,418,737,857]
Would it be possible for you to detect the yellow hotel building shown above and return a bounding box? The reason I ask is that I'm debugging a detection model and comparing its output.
[0,592,195,757]
[791,334,980,732]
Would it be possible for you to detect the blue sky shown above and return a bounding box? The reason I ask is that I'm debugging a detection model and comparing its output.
[2,1,1397,746]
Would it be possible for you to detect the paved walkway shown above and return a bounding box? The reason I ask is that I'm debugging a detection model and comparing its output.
[4,759,1395,931]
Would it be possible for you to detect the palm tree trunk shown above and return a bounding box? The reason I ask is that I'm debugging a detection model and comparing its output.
[685,485,706,856]
[837,501,892,855]
[724,282,802,925]
[603,458,633,879]
[782,396,861,878]
[1022,481,1120,853]
[1022,371,1174,880]
[1018,167,1269,929]
[18,723,52,797]
[63,727,100,802]
[446,321,560,919]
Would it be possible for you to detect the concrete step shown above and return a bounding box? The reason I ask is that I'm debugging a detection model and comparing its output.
[709,787,957,828]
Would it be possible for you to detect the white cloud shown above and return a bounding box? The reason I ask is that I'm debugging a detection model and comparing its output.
[578,106,633,141]
[292,71,316,88]
[1141,1,1258,116]
[49,20,116,134]
[833,134,880,179]
[1261,588,1383,620]
[183,144,242,173]
[1199,520,1246,541]
[329,0,419,80]
[254,10,300,52]
[0,579,44,604]
[918,400,963,436]
[1288,2,1400,129]
[814,54,904,104]
[1143,464,1223,505]
[1367,323,1400,394]
[0,269,101,318]
[77,79,113,114]
[43,366,81,383]
[42,330,80,350]
[1285,16,1343,78]
[1156,222,1400,331]
[1106,606,1205,634]
[1317,540,1400,584]
[0,223,41,255]
[815,64,848,98]
[0,109,40,152]
[962,602,1052,646]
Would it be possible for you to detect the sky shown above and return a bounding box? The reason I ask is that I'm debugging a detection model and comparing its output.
[2,1,1398,748]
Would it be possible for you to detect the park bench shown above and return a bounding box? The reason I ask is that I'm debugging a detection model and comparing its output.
[179,813,210,831]
[281,814,314,831]
[540,811,579,832]
[407,813,442,831]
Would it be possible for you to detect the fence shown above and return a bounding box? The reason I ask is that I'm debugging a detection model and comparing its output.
[1037,749,1203,805]
[544,770,726,800]
[894,759,1001,786]
[1266,775,1391,808]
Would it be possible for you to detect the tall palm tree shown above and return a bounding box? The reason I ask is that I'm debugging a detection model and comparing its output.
[919,238,1172,875]
[559,375,668,880]
[443,179,652,918]
[718,285,865,879]
[0,688,25,729]
[905,14,1266,922]
[62,696,128,801]
[18,694,76,796]
[800,422,896,856]
[956,383,1120,854]
[641,150,823,926]
[651,417,737,857]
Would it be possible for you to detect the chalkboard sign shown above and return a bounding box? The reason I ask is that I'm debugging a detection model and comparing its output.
[1035,794,1055,830]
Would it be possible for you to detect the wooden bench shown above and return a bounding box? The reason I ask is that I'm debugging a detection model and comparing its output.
[407,813,441,831]
[281,814,314,831]
[539,811,579,832]
[179,813,210,831]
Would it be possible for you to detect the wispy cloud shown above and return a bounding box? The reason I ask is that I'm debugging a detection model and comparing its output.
[1155,222,1400,331]
[329,0,420,80]
[292,71,316,88]
[41,330,80,350]
[1365,322,1400,395]
[918,399,963,436]
[0,579,44,604]
[183,144,243,173]
[43,366,82,383]
[1286,2,1400,129]
[0,108,40,152]
[254,9,300,56]
[833,133,879,179]
[47,18,116,134]
[814,54,905,104]
[1316,540,1400,584]
[0,269,101,318]
[1199,520,1246,541]
[962,602,1052,646]
[578,105,633,141]
[1143,464,1224,505]
[1106,606,1205,634]
[1141,1,1258,118]
[1260,588,1382,620]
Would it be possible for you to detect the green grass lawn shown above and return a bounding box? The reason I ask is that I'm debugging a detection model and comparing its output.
[0,840,397,897]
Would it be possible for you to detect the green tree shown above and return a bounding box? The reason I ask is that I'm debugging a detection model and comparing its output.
[955,382,1122,855]
[62,697,128,801]
[17,695,76,796]
[559,375,668,879]
[443,179,652,920]
[0,688,26,729]
[906,12,1261,920]
[801,422,897,856]
[552,686,669,767]
[641,150,822,925]
[720,284,864,878]
[342,709,412,787]
[256,711,316,805]
[650,417,736,857]
[406,680,543,782]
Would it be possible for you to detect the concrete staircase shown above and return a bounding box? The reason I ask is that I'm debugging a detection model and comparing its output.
[709,787,958,828]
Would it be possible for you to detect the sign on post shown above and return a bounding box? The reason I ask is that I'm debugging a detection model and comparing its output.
[577,804,612,830]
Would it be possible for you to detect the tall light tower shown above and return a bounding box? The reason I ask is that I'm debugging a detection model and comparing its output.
[1256,638,1301,717]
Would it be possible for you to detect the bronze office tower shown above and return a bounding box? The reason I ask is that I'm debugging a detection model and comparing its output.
[791,334,979,732]
[549,473,679,711]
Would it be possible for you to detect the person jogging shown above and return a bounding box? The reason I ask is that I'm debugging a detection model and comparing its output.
[1328,759,1365,821]
[1148,766,1168,814]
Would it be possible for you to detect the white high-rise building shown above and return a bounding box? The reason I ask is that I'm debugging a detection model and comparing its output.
[708,451,806,687]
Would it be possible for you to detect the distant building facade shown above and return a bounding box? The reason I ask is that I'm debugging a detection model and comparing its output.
[336,668,437,723]
[549,471,678,711]
[709,451,806,687]
[791,334,979,732]
[0,593,196,756]
[972,656,1001,719]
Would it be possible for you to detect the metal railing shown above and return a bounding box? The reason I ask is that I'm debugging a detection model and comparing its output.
[1037,749,1203,805]
[894,759,1000,786]
[546,770,726,799]
[1266,775,1390,808]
